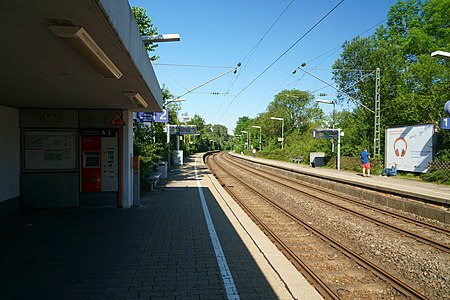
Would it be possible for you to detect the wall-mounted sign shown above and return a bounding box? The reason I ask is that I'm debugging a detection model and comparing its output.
[135,109,169,123]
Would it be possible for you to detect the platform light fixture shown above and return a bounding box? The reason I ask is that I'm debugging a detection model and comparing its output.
[431,50,450,60]
[48,25,123,79]
[251,125,262,150]
[124,92,148,108]
[315,99,336,128]
[270,117,284,149]
[240,131,249,150]
[142,34,180,45]
[315,99,336,154]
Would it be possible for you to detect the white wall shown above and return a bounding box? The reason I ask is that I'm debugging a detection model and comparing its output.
[0,106,20,202]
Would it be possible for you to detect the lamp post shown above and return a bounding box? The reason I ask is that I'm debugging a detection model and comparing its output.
[315,99,336,152]
[270,117,284,149]
[251,125,262,150]
[164,98,186,169]
[241,131,249,150]
[233,134,241,151]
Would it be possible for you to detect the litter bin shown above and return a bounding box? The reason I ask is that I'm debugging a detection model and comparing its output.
[157,161,168,179]
[173,150,183,166]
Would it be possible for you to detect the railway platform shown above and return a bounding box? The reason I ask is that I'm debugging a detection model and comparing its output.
[231,152,450,223]
[0,153,321,299]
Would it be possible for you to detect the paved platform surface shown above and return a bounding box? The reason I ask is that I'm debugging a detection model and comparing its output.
[0,154,321,299]
[232,152,450,205]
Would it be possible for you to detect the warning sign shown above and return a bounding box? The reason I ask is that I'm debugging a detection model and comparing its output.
[110,112,126,126]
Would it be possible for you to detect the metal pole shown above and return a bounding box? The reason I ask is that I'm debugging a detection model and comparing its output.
[374,67,381,158]
[281,119,284,149]
[259,127,262,150]
[247,132,249,150]
[332,101,335,153]
[337,128,341,171]
[166,124,170,170]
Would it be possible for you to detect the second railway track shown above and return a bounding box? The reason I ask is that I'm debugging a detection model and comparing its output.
[206,152,450,300]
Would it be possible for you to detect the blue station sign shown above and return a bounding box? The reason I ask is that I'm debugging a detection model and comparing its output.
[313,129,339,139]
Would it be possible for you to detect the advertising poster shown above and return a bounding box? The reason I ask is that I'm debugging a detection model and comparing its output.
[385,124,435,173]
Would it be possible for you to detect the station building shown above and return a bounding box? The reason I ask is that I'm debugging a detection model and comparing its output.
[0,0,162,217]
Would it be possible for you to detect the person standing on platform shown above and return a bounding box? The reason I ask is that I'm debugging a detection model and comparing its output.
[360,148,371,177]
[252,148,256,158]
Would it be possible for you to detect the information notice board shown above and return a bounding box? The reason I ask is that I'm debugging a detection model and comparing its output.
[23,130,77,171]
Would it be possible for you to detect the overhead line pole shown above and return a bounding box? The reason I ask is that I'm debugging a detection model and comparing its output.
[296,66,381,157]
[374,68,381,158]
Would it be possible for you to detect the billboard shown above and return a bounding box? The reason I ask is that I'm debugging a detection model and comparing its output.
[385,124,435,173]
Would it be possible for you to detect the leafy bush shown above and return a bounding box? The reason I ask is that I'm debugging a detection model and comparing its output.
[421,170,450,185]
[133,123,165,191]
[421,155,450,185]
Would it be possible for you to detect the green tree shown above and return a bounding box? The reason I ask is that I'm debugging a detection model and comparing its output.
[132,6,159,61]
[186,114,206,152]
[264,89,322,149]
[333,0,450,157]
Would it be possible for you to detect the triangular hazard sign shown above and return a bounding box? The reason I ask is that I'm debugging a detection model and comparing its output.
[110,112,126,126]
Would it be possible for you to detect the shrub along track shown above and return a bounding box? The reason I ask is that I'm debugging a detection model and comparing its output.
[206,152,450,300]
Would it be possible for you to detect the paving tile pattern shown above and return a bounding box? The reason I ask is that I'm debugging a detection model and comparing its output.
[0,162,277,299]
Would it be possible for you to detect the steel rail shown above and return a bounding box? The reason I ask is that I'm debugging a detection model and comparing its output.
[223,153,450,253]
[207,154,340,300]
[209,152,429,300]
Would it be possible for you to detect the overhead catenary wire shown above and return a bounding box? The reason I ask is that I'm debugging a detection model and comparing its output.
[174,64,241,100]
[295,66,374,113]
[248,16,389,115]
[153,63,235,69]
[216,0,296,120]
[218,0,346,123]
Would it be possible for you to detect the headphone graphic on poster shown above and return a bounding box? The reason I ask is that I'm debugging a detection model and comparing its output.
[394,137,408,157]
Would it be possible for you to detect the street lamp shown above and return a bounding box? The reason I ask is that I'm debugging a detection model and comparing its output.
[315,99,336,152]
[431,50,450,60]
[270,117,284,149]
[178,114,190,122]
[142,34,180,44]
[165,98,186,169]
[241,131,249,150]
[251,125,262,150]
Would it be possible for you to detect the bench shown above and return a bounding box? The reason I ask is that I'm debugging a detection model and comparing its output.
[290,157,302,164]
[145,172,162,190]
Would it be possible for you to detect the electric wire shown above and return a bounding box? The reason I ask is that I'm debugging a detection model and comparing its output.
[249,17,388,114]
[215,0,296,121]
[153,63,235,69]
[218,0,345,123]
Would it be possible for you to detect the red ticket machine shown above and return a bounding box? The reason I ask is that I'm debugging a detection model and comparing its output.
[80,135,102,192]
[80,129,118,193]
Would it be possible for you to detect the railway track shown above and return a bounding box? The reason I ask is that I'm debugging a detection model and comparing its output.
[223,153,450,253]
[206,152,450,299]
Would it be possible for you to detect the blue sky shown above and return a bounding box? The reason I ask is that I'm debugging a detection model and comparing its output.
[129,0,398,133]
